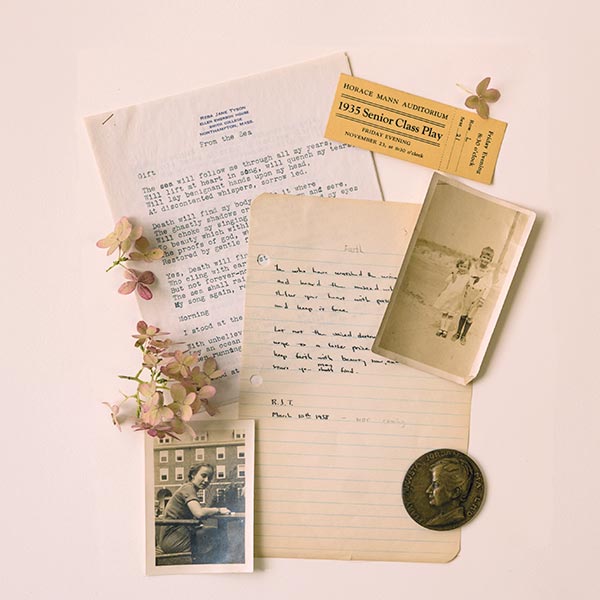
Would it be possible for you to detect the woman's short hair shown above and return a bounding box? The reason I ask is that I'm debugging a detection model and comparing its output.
[430,457,474,503]
[188,463,215,481]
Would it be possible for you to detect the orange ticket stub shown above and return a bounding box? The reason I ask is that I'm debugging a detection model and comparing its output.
[325,74,507,184]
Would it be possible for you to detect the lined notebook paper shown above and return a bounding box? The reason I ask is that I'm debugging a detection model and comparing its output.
[239,194,472,562]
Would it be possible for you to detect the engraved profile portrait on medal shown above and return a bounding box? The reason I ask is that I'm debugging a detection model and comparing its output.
[424,456,474,528]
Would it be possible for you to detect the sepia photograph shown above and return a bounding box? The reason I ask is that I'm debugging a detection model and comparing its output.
[145,419,254,574]
[373,173,535,384]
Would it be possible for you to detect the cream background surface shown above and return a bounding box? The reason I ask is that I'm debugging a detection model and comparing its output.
[0,1,595,598]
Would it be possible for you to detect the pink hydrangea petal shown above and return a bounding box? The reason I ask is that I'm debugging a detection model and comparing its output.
[159,406,174,422]
[96,236,113,249]
[137,284,153,300]
[147,248,164,260]
[203,357,217,374]
[131,225,143,241]
[123,268,138,281]
[118,281,137,295]
[197,385,216,399]
[180,405,193,421]
[170,383,186,403]
[115,217,132,240]
[138,271,155,285]
[135,236,150,251]
[203,400,218,416]
[106,240,120,255]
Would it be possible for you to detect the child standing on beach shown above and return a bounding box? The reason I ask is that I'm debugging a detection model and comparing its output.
[433,258,472,338]
[453,246,495,345]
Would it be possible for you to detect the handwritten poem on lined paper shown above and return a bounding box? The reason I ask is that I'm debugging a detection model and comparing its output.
[239,195,472,561]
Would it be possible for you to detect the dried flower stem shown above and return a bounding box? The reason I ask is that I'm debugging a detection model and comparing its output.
[103,321,224,438]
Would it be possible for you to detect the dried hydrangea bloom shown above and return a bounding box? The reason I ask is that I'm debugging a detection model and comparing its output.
[118,268,155,300]
[96,217,142,255]
[128,236,164,262]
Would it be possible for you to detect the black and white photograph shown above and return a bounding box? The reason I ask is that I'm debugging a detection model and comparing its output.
[373,173,535,384]
[145,420,254,574]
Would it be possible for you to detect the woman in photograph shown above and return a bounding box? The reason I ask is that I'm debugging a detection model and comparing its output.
[432,258,471,338]
[158,463,231,556]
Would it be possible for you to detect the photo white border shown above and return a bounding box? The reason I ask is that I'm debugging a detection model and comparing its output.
[145,419,255,575]
[373,173,536,385]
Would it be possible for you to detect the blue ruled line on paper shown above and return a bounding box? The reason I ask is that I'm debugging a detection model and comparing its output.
[253,452,414,468]
[256,522,417,533]
[244,380,467,396]
[255,547,450,555]
[258,430,464,441]
[253,497,406,509]
[254,533,455,545]
[258,462,407,472]
[254,509,409,518]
